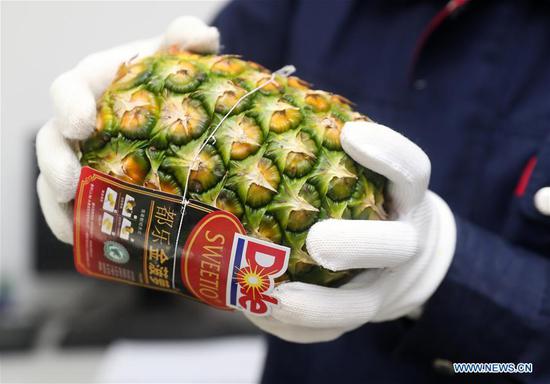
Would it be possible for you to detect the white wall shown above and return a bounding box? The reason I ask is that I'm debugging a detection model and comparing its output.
[0,1,228,312]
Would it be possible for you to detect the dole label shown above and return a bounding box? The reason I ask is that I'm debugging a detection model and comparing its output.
[227,234,290,315]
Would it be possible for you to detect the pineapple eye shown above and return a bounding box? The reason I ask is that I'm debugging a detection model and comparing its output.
[287,76,311,91]
[188,147,226,193]
[120,149,151,185]
[320,198,352,220]
[348,176,387,220]
[287,210,317,232]
[284,152,314,178]
[268,179,320,233]
[144,170,182,196]
[112,89,158,139]
[255,74,282,95]
[266,130,318,178]
[164,61,204,93]
[152,96,210,148]
[231,141,258,161]
[215,81,248,114]
[215,189,244,219]
[327,175,357,201]
[269,103,302,133]
[245,157,281,207]
[214,114,264,164]
[321,115,345,150]
[287,182,321,232]
[330,94,354,110]
[148,59,205,93]
[246,214,282,244]
[257,214,282,243]
[113,61,151,90]
[227,154,281,209]
[305,92,330,112]
[247,61,270,73]
[251,97,302,135]
[159,177,182,195]
[229,118,263,160]
[162,144,225,195]
[210,55,246,76]
[196,78,252,116]
[326,155,358,201]
[308,150,359,202]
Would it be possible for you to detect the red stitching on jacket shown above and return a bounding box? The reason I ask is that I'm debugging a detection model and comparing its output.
[409,0,472,82]
[515,156,538,197]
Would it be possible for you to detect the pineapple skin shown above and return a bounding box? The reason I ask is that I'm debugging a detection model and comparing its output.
[80,50,387,287]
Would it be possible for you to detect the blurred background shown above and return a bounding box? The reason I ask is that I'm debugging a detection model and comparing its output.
[1,1,270,383]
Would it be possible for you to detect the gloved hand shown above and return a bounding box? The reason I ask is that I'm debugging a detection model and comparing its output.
[248,121,457,343]
[36,16,220,243]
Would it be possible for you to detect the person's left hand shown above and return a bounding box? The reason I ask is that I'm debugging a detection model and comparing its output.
[247,121,457,343]
[36,16,220,244]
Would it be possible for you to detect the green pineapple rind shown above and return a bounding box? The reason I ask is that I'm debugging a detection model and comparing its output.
[80,51,387,287]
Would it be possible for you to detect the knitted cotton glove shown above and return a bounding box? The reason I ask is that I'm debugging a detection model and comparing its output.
[246,121,457,343]
[36,16,220,243]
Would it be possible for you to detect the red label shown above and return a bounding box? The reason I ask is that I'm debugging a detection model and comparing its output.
[182,211,245,309]
[73,167,290,315]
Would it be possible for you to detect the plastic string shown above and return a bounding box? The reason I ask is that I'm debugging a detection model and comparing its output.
[171,64,296,288]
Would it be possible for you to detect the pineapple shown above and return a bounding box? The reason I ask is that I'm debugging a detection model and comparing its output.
[80,50,387,286]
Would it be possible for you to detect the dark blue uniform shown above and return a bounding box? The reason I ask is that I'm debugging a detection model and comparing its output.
[213,1,550,382]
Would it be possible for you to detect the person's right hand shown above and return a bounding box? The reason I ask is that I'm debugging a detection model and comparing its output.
[36,16,220,243]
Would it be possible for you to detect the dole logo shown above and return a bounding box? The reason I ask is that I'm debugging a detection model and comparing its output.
[227,234,290,315]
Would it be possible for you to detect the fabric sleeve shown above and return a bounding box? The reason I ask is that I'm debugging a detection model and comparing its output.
[399,216,550,381]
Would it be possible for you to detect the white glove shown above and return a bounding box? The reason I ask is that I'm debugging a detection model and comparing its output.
[247,121,457,343]
[36,16,220,243]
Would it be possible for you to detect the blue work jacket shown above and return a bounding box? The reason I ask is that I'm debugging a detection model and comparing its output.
[213,1,550,382]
